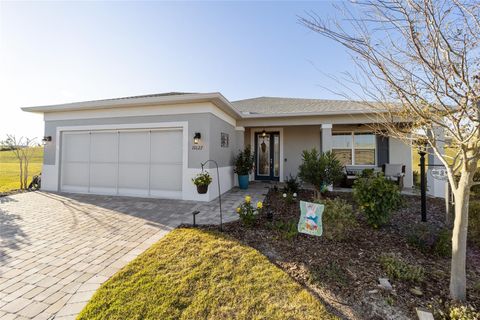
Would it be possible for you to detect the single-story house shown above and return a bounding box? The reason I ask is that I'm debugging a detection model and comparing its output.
[23,92,414,201]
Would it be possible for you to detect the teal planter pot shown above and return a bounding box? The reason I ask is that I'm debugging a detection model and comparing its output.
[238,175,249,189]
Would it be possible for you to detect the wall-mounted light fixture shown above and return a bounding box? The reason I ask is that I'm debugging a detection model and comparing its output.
[42,136,52,145]
[261,129,267,137]
[193,132,201,144]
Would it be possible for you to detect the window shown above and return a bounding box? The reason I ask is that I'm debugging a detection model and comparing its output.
[354,133,375,165]
[332,133,352,166]
[332,132,376,166]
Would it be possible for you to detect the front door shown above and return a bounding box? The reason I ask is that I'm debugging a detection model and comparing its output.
[255,132,280,181]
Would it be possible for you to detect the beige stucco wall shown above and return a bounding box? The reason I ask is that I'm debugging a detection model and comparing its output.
[245,128,252,150]
[389,137,413,188]
[245,126,321,180]
[283,126,321,178]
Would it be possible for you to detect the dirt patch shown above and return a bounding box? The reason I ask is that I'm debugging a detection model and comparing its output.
[198,189,480,319]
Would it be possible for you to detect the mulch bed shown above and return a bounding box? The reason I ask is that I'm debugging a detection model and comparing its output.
[198,189,480,320]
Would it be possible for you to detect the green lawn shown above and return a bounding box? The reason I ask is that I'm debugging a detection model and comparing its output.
[78,228,336,320]
[0,147,43,192]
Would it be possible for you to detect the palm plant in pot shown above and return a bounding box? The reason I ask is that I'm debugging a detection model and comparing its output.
[192,171,213,194]
[234,146,254,190]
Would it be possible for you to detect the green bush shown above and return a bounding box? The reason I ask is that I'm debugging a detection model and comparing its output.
[379,253,425,283]
[353,173,402,228]
[316,197,357,240]
[283,174,301,194]
[469,201,480,247]
[298,149,343,198]
[407,224,451,257]
[270,219,298,240]
[435,229,452,257]
[233,146,255,176]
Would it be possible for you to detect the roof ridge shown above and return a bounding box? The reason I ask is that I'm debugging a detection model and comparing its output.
[232,96,366,103]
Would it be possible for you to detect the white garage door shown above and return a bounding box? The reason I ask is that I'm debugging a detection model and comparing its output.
[60,129,183,199]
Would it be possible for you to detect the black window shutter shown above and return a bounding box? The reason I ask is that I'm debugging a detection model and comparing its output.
[376,135,389,166]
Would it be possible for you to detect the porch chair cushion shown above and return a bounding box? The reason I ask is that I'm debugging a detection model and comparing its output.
[382,164,406,189]
[383,164,405,178]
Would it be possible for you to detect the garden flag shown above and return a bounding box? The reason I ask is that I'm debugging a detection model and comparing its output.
[298,201,324,236]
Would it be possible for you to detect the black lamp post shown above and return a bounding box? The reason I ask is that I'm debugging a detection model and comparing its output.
[417,140,428,222]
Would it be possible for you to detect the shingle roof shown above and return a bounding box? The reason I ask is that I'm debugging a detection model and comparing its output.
[231,96,380,115]
[76,92,196,104]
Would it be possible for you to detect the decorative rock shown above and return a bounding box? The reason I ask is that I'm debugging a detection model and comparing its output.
[368,289,379,294]
[378,278,393,291]
[416,308,434,320]
[410,287,423,296]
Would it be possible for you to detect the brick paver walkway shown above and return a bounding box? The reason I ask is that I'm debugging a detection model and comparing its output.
[0,183,268,319]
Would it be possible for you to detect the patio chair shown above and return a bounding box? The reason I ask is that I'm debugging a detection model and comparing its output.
[382,164,406,190]
[342,165,382,187]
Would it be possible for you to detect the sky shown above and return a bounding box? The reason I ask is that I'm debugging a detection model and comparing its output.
[0,1,355,140]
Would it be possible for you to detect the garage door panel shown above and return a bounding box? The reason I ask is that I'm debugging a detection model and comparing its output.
[62,163,89,190]
[91,132,118,163]
[150,164,182,191]
[63,133,89,162]
[118,164,149,189]
[119,131,149,163]
[90,163,116,188]
[150,130,182,163]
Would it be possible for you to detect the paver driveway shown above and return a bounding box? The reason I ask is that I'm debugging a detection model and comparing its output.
[0,191,200,319]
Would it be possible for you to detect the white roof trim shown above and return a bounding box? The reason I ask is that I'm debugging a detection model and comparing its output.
[22,92,243,119]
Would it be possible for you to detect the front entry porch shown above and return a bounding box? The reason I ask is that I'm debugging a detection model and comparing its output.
[243,125,414,189]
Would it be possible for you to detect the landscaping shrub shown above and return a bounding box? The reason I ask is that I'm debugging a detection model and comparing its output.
[283,174,301,194]
[236,196,262,226]
[379,253,425,283]
[435,229,452,257]
[353,172,402,228]
[233,146,255,176]
[469,200,480,247]
[298,149,343,198]
[406,224,451,257]
[316,197,357,240]
[270,219,298,240]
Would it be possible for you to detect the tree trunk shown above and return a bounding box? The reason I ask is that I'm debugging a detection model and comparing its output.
[18,158,24,189]
[23,159,29,190]
[450,174,472,301]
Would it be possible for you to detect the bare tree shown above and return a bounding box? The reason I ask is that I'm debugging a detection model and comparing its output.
[4,135,38,190]
[300,0,479,301]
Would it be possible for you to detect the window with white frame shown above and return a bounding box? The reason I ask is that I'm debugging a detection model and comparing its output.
[332,132,376,166]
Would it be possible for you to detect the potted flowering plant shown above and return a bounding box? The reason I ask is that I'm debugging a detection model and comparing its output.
[233,146,255,190]
[236,195,263,226]
[192,172,213,194]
